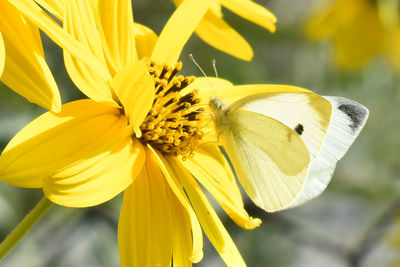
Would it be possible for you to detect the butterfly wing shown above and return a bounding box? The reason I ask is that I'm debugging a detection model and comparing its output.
[221,91,368,211]
[219,109,311,212]
[289,96,369,207]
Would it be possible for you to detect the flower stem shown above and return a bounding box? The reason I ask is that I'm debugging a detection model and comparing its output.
[0,196,53,261]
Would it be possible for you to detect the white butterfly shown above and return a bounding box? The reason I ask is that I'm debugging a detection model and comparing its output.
[210,90,369,212]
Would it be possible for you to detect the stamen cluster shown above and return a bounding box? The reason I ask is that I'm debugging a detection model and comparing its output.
[139,60,205,157]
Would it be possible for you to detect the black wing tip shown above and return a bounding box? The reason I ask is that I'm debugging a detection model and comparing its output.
[336,97,369,132]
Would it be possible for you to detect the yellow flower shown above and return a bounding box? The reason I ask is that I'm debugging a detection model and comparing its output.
[0,0,61,111]
[1,0,262,266]
[305,0,400,71]
[0,32,4,76]
[388,212,400,267]
[174,0,277,61]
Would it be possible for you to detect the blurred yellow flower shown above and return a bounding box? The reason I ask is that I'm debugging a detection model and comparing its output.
[305,0,400,71]
[382,212,400,267]
[1,0,261,266]
[0,0,61,111]
[0,32,4,76]
[174,0,277,61]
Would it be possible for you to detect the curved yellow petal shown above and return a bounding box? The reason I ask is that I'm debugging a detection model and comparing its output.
[10,0,110,80]
[195,10,253,61]
[173,0,223,21]
[170,189,198,265]
[34,0,64,21]
[98,0,137,74]
[221,0,277,32]
[111,62,155,136]
[182,144,261,230]
[0,1,61,112]
[183,76,233,105]
[118,165,172,267]
[133,23,158,59]
[151,0,211,66]
[43,135,145,208]
[0,100,127,189]
[44,137,145,207]
[167,156,246,267]
[119,150,195,267]
[148,146,204,263]
[64,0,116,106]
[0,32,4,76]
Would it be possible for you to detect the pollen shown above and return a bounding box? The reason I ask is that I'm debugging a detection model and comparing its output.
[139,60,206,157]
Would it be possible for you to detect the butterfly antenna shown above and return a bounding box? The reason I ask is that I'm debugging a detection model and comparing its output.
[211,59,220,98]
[188,54,218,98]
[189,54,208,79]
[212,59,218,78]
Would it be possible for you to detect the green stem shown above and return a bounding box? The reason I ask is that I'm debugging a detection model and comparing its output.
[0,196,53,261]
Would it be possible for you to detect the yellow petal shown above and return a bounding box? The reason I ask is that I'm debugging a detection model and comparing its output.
[0,32,4,76]
[111,61,155,136]
[182,144,261,230]
[119,152,174,267]
[151,0,211,66]
[182,77,233,104]
[98,0,137,74]
[148,146,204,263]
[63,0,117,106]
[167,156,246,267]
[195,10,253,61]
[0,1,61,111]
[34,0,64,21]
[10,0,110,80]
[133,23,158,59]
[0,100,130,191]
[173,0,222,20]
[170,190,197,266]
[44,137,145,207]
[221,0,277,33]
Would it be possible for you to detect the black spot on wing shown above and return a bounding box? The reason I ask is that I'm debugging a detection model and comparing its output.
[338,103,368,132]
[294,124,304,135]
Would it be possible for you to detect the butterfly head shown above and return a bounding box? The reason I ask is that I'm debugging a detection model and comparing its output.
[209,97,225,112]
[208,97,232,137]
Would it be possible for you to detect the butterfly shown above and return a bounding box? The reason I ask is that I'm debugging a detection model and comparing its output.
[209,89,369,212]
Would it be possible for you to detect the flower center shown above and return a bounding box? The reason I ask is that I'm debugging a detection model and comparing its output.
[139,60,206,158]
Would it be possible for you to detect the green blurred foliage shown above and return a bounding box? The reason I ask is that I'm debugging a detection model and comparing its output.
[1,0,400,266]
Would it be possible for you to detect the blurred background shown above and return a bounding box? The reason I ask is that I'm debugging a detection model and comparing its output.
[1,0,400,266]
